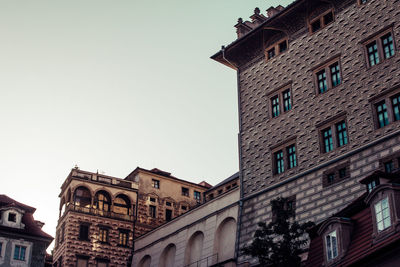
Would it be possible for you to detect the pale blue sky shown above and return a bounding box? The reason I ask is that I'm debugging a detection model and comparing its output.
[0,0,293,249]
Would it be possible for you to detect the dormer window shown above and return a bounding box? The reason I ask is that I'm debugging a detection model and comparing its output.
[309,10,334,34]
[326,230,338,261]
[8,213,16,222]
[264,39,288,61]
[374,197,391,231]
[367,178,380,192]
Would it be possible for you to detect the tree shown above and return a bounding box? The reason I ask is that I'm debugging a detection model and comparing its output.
[241,197,315,267]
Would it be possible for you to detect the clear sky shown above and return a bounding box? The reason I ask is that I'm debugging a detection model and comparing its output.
[0,0,293,250]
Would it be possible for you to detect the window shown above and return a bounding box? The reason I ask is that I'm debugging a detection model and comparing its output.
[268,84,293,118]
[113,195,131,215]
[74,187,91,208]
[99,228,108,243]
[118,230,129,247]
[181,205,187,211]
[8,213,16,222]
[367,178,380,193]
[272,141,298,175]
[194,191,201,201]
[166,201,172,207]
[13,245,26,261]
[326,231,338,261]
[94,191,111,212]
[363,29,396,68]
[371,89,400,129]
[181,187,189,197]
[376,101,389,128]
[313,58,342,94]
[264,39,288,61]
[358,0,368,4]
[77,257,88,267]
[384,160,394,173]
[60,223,65,244]
[318,117,349,153]
[149,205,156,218]
[150,197,156,202]
[309,10,334,33]
[271,196,296,222]
[274,150,284,174]
[0,242,2,257]
[323,162,350,187]
[152,179,160,189]
[287,144,297,169]
[218,189,223,194]
[375,198,391,231]
[166,209,172,221]
[79,224,89,241]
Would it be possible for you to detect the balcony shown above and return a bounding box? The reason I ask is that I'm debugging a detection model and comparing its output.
[63,203,134,222]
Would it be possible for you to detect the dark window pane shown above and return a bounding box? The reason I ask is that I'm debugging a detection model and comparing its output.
[79,224,89,240]
[287,144,297,169]
[381,33,394,59]
[322,128,333,152]
[384,161,394,173]
[376,101,389,128]
[367,41,380,66]
[311,20,321,32]
[336,121,348,147]
[327,173,335,184]
[339,168,346,178]
[267,48,275,59]
[330,62,341,87]
[275,150,284,174]
[323,12,334,25]
[271,95,280,117]
[317,69,327,93]
[166,209,172,221]
[283,89,291,112]
[149,205,156,218]
[279,40,287,53]
[392,94,400,121]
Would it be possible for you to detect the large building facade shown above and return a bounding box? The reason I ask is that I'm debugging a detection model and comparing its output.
[212,0,400,265]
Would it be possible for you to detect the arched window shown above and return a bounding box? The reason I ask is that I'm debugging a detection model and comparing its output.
[114,195,131,215]
[94,191,111,211]
[73,186,91,208]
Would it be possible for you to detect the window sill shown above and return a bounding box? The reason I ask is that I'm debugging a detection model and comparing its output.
[366,54,396,70]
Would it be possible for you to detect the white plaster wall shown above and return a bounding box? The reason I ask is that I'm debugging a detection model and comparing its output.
[132,188,239,267]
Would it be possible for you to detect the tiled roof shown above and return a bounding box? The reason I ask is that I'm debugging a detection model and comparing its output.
[0,195,53,241]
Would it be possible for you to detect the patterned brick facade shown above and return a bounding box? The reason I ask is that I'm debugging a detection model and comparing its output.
[212,0,400,265]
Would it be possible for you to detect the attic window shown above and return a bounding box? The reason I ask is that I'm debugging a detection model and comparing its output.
[326,230,338,260]
[264,38,288,61]
[8,213,16,222]
[309,10,334,34]
[367,178,380,193]
[375,197,391,231]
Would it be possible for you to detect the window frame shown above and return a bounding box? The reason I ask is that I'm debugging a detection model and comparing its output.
[194,191,201,201]
[149,205,156,218]
[362,27,396,69]
[313,57,342,95]
[322,162,350,187]
[308,9,335,34]
[271,138,298,176]
[317,115,349,154]
[98,227,109,243]
[181,187,189,197]
[118,229,129,247]
[325,230,338,261]
[79,223,90,241]
[370,86,400,129]
[264,38,289,61]
[267,83,293,119]
[152,179,160,189]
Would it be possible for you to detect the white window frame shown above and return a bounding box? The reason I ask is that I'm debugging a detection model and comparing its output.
[10,239,32,267]
[0,237,7,265]
[326,230,338,261]
[374,197,391,231]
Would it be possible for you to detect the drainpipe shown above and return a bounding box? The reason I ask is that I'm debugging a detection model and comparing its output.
[221,46,243,264]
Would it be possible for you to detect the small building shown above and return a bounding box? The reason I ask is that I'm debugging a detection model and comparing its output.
[0,194,53,267]
[125,167,211,237]
[132,172,239,267]
[52,168,139,267]
[306,169,400,266]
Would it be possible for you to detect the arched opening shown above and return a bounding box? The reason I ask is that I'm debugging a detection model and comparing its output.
[184,231,204,265]
[73,186,91,208]
[60,198,66,217]
[213,217,237,264]
[114,194,131,215]
[94,190,111,212]
[159,244,176,267]
[138,255,151,267]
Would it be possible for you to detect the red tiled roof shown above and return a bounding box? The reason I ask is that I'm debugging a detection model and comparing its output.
[0,195,53,241]
[305,188,400,267]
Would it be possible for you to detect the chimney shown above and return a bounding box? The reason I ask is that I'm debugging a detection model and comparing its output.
[250,7,267,25]
[267,5,284,18]
[234,18,253,39]
[35,220,45,229]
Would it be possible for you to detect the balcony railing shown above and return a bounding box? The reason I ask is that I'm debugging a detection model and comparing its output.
[64,203,134,221]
